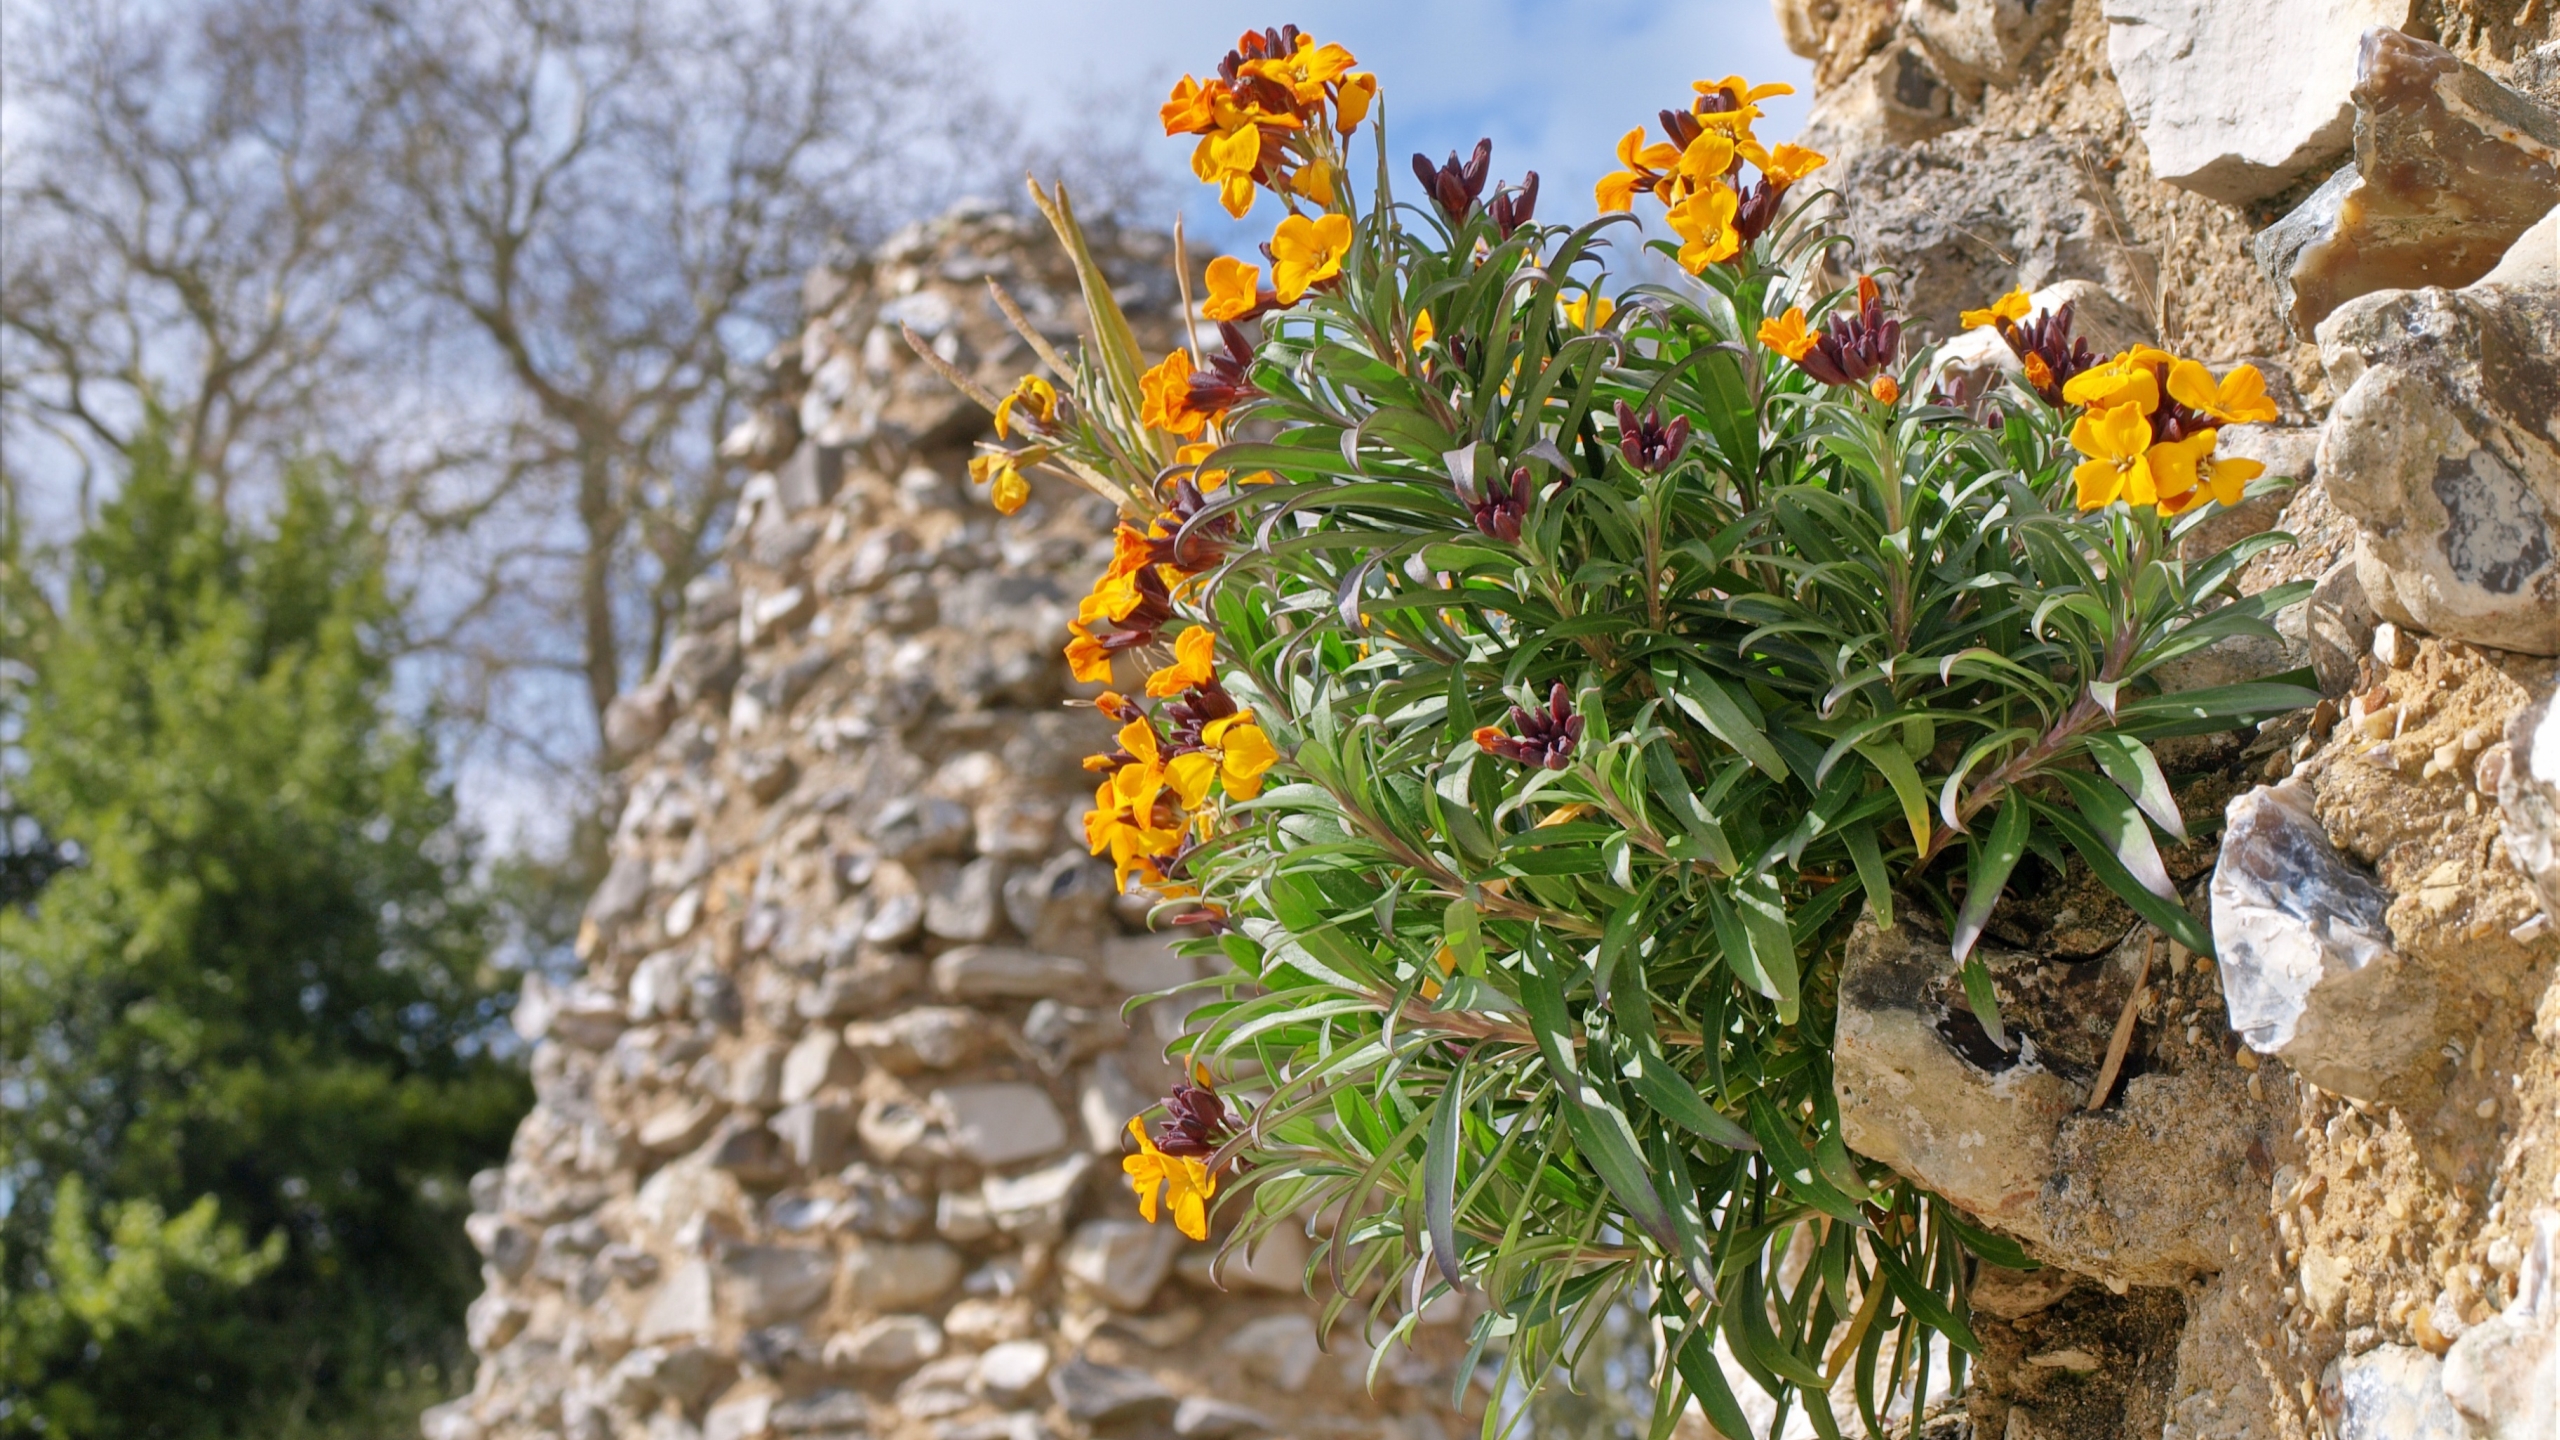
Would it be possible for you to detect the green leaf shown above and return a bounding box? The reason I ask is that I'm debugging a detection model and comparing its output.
[1666,665,1790,780]
[2083,731,2184,840]
[1854,738,1933,853]
[1517,937,1681,1249]
[1422,1058,1467,1287]
[1959,957,2007,1052]
[1844,822,1893,930]
[2051,768,2174,900]
[1949,796,2030,964]
[2034,798,2213,955]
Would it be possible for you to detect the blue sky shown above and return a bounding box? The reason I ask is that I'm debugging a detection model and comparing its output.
[907,0,1813,252]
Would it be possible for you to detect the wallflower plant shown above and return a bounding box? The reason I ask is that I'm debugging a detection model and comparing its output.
[916,30,2311,1439]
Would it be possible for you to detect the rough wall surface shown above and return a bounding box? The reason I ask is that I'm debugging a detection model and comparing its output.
[1785,0,2560,1435]
[439,3,2560,1436]
[427,210,1471,1440]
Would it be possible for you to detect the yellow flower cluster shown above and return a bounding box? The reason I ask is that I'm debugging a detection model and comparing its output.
[2063,348,2277,514]
[964,375,1057,514]
[1160,27,1375,217]
[1123,1118,1215,1240]
[1596,76,1826,273]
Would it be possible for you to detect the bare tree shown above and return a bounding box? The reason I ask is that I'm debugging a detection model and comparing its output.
[1,0,990,799]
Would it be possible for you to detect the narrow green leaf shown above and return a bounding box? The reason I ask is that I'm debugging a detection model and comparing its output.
[1855,739,1933,853]
[2034,799,2213,955]
[1422,1059,1466,1288]
[2051,768,2174,900]
[1517,938,1681,1249]
[1959,956,2007,1052]
[1844,821,1893,929]
[1949,796,2030,964]
[1669,666,1790,780]
[2083,731,2184,840]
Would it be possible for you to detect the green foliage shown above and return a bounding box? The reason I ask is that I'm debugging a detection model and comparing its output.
[0,432,528,1438]
[1146,188,2305,1429]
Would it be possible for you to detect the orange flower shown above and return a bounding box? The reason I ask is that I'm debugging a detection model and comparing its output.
[1758,306,1816,361]
[1960,288,2033,331]
[1066,625,1114,684]
[1139,350,1208,438]
[1192,121,1265,219]
[1270,212,1352,303]
[1334,71,1378,131]
[1146,625,1218,698]
[1409,309,1435,350]
[1161,76,1224,136]
[1202,256,1263,322]
[1870,374,1901,405]
[1761,142,1828,184]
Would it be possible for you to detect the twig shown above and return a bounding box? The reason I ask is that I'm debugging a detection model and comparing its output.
[2087,932,2154,1111]
[900,323,1002,410]
[1173,214,1201,369]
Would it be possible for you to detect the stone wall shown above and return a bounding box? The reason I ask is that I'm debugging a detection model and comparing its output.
[427,209,1471,1440]
[1789,0,2560,1436]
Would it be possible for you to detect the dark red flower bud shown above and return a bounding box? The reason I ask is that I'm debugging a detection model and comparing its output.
[1614,401,1692,474]
[1487,172,1540,240]
[1473,681,1584,769]
[1799,277,1901,388]
[1413,139,1495,225]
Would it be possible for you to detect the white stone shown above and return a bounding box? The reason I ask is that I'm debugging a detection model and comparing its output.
[973,1340,1052,1403]
[2318,1345,2468,1438]
[1173,1397,1278,1438]
[1222,1313,1321,1390]
[2103,0,2411,203]
[2442,1208,2560,1439]
[2499,683,2560,924]
[826,1315,945,1371]
[637,1259,716,1342]
[933,1082,1068,1166]
[718,1244,835,1326]
[702,1392,773,1440]
[1061,1219,1179,1311]
[2210,779,2444,1100]
[842,1006,981,1072]
[842,1240,961,1311]
[780,1030,846,1105]
[1079,1054,1149,1154]
[2480,203,2560,292]
[931,945,1094,1000]
[983,1153,1092,1242]
[1101,935,1194,994]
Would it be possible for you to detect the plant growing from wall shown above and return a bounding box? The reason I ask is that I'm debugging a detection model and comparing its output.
[919,28,2309,1437]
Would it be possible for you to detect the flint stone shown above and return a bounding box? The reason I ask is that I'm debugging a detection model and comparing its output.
[897,1355,985,1422]
[781,1031,850,1105]
[605,680,678,760]
[871,796,971,862]
[1079,1053,1150,1153]
[858,1096,933,1164]
[936,1416,1047,1440]
[638,1259,717,1342]
[1048,1358,1176,1425]
[612,1343,730,1408]
[982,1152,1092,1243]
[584,853,653,929]
[2319,1344,2468,1439]
[827,1315,945,1372]
[419,1399,482,1440]
[640,1096,724,1155]
[1025,1001,1126,1075]
[974,1340,1051,1403]
[1833,919,2079,1227]
[975,799,1059,859]
[703,1394,773,1440]
[776,441,847,513]
[2480,203,2560,292]
[862,892,926,947]
[720,1244,835,1326]
[2318,281,2560,654]
[2442,1208,2559,1437]
[936,1189,994,1242]
[465,1292,528,1351]
[924,857,1008,943]
[2257,31,2560,337]
[1061,1219,1178,1311]
[769,1101,853,1170]
[666,628,743,707]
[842,1240,962,1310]
[2499,682,2560,922]
[465,1213,536,1280]
[800,951,922,1020]
[1003,853,1116,938]
[771,1390,870,1434]
[702,1116,792,1186]
[516,973,629,1050]
[1222,1314,1321,1390]
[1799,40,1963,150]
[843,1006,983,1072]
[839,1164,930,1239]
[1173,1398,1277,1439]
[1101,935,1193,994]
[2210,780,2444,1099]
[932,946,1093,1000]
[2103,0,2411,204]
[933,1083,1069,1167]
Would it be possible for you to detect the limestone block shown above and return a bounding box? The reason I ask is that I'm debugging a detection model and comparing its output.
[1800,40,1963,151]
[2317,1345,2468,1438]
[932,1082,1069,1167]
[637,1259,716,1343]
[2442,1209,2559,1438]
[1101,934,1195,994]
[2210,780,2443,1099]
[842,1240,961,1311]
[2318,281,2560,654]
[1061,1219,1179,1311]
[842,1006,983,1073]
[1048,1357,1176,1426]
[780,1030,849,1104]
[931,945,1094,1000]
[870,795,971,861]
[2256,32,2560,336]
[718,1243,834,1326]
[924,856,1008,943]
[770,1390,869,1434]
[1900,0,2065,88]
[768,1101,852,1171]
[2103,0,2410,204]
[2500,681,2560,922]
[1174,1397,1279,1438]
[2480,203,2560,292]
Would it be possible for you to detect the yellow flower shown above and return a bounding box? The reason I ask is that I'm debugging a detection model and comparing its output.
[1202,256,1263,322]
[1122,1119,1214,1241]
[2200,454,2266,509]
[1146,625,1217,698]
[1065,625,1114,684]
[1762,142,1828,184]
[966,451,1032,515]
[1758,306,1815,360]
[1562,292,1614,330]
[1166,711,1280,807]
[2166,360,2280,425]
[992,374,1056,439]
[2069,402,2163,510]
[1289,156,1337,205]
[1139,350,1207,438]
[1161,76,1223,136]
[1673,131,1739,193]
[1960,288,2033,331]
[1666,182,1742,272]
[1694,75,1795,110]
[1596,126,1680,213]
[1871,374,1901,405]
[2142,428,2219,508]
[1271,212,1352,303]
[1410,309,1435,350]
[1192,122,1264,218]
[2062,353,2163,414]
[1243,35,1357,106]
[1334,71,1378,131]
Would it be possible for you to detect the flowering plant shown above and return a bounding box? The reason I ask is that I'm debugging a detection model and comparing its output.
[917,28,2309,1436]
